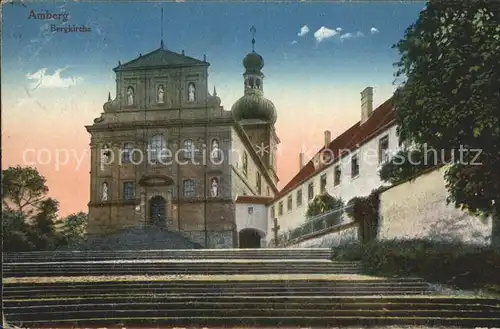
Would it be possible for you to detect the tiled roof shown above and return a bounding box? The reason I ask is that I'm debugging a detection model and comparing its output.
[275,97,395,200]
[114,47,208,71]
[236,195,274,204]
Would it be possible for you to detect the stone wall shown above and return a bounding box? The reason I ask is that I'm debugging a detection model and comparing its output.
[287,222,359,248]
[378,166,492,245]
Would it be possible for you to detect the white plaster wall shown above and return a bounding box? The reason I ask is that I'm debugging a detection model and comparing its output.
[230,128,270,197]
[271,124,399,233]
[379,166,492,245]
[235,203,268,237]
[289,225,359,248]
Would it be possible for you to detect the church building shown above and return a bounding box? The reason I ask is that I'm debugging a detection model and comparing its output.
[85,30,280,248]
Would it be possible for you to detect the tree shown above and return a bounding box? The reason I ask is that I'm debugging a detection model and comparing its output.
[2,165,49,216]
[379,148,441,184]
[306,193,344,219]
[392,0,500,246]
[58,212,88,245]
[2,210,35,251]
[2,166,64,251]
[32,198,61,249]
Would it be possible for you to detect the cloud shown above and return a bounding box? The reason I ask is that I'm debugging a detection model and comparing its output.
[297,25,309,37]
[340,31,365,40]
[313,26,339,43]
[291,40,298,45]
[370,27,379,34]
[336,27,342,32]
[26,67,84,89]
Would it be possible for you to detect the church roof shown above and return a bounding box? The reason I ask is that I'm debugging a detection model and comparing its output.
[114,47,208,71]
[275,97,395,200]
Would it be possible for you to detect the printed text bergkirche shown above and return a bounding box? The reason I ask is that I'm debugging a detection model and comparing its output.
[28,10,91,33]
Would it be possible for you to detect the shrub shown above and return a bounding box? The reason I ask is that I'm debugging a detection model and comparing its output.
[331,239,500,290]
[378,148,442,185]
[306,193,344,219]
[346,188,382,244]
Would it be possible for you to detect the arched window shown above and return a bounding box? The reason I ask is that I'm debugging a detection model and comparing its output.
[122,143,134,163]
[243,152,248,176]
[256,172,262,194]
[183,179,195,197]
[187,82,196,102]
[256,79,261,88]
[211,138,221,162]
[249,78,255,88]
[127,86,134,106]
[157,84,165,104]
[148,134,166,162]
[183,139,194,159]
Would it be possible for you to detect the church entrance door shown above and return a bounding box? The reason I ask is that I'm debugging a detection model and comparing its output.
[149,196,166,227]
[238,229,262,248]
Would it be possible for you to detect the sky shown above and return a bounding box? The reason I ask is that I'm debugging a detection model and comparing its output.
[1,1,425,217]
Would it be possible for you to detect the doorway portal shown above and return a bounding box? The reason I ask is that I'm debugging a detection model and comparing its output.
[149,196,166,226]
[238,228,262,248]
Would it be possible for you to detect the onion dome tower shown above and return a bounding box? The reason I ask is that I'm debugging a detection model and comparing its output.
[231,26,280,185]
[231,26,277,124]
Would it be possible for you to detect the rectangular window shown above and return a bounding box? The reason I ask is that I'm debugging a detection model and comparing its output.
[287,195,292,211]
[183,139,194,159]
[271,206,275,218]
[122,143,134,163]
[334,165,341,186]
[248,207,254,215]
[183,179,195,197]
[256,172,262,194]
[351,155,360,178]
[308,182,314,200]
[379,135,390,163]
[296,189,303,207]
[123,182,134,200]
[243,152,248,176]
[320,174,327,193]
[278,201,283,216]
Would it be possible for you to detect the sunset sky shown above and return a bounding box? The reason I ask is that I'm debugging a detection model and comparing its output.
[1,1,424,217]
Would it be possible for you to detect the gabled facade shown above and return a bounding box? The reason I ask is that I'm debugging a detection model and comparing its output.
[85,38,280,248]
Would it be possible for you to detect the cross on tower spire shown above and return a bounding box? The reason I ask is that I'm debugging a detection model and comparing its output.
[250,26,256,52]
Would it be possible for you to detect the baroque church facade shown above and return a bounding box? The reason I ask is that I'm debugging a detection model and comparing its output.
[85,36,280,248]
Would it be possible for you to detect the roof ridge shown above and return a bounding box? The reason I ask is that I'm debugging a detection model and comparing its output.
[275,97,394,199]
[115,48,207,71]
[116,47,162,69]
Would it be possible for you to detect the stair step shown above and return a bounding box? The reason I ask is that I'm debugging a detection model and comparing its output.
[5,301,499,311]
[6,315,500,327]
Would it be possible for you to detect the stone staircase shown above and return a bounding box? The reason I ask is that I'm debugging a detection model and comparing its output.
[3,248,500,327]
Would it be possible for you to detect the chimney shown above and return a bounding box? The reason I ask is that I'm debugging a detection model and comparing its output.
[299,152,305,170]
[360,87,374,124]
[324,130,331,147]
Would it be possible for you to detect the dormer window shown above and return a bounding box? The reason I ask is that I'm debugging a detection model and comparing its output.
[126,87,134,106]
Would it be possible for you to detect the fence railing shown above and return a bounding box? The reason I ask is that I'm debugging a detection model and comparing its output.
[276,203,354,246]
